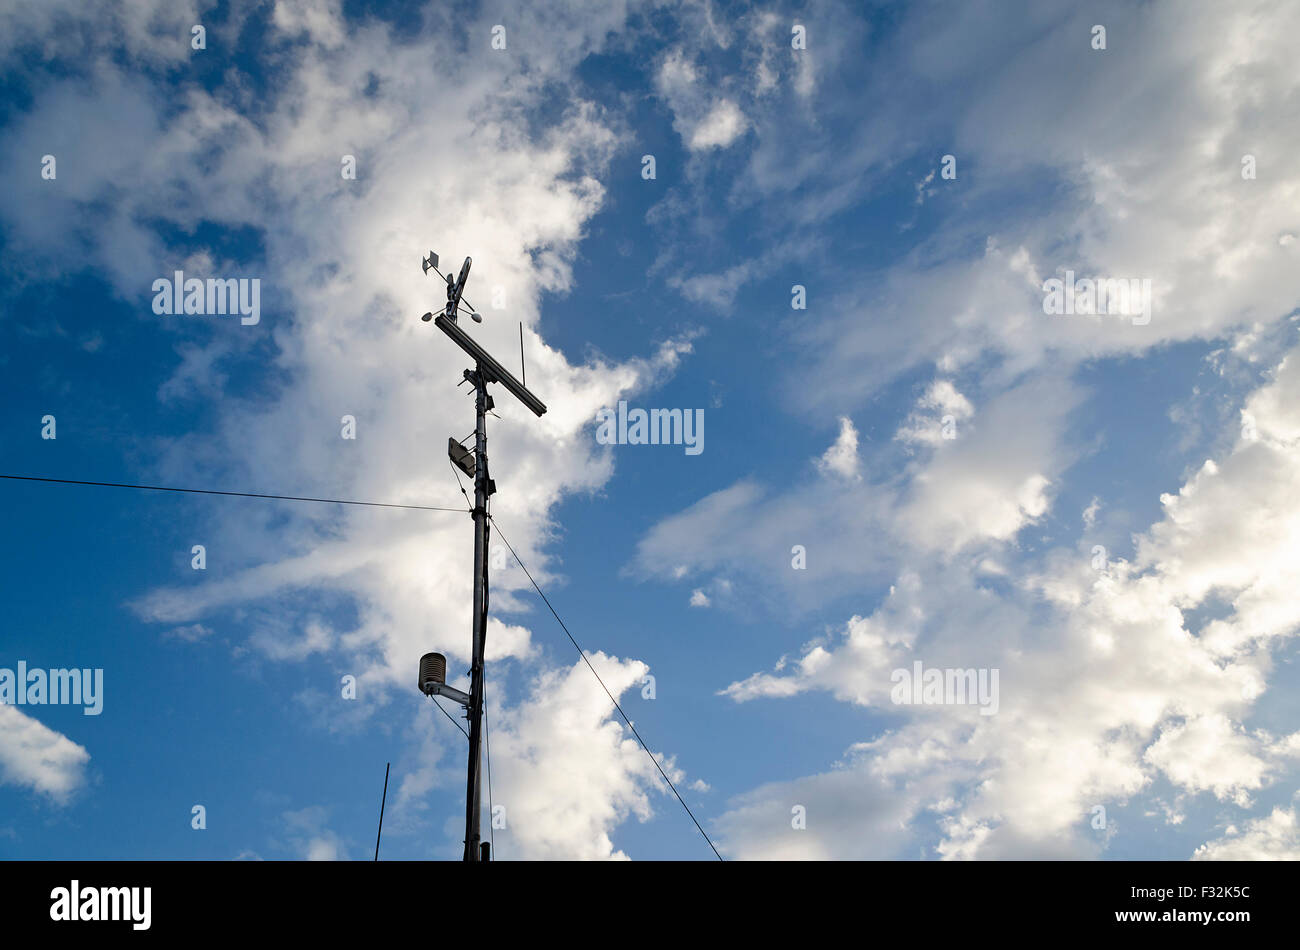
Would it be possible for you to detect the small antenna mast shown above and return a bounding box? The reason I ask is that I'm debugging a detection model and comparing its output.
[374,761,390,861]
[418,249,546,862]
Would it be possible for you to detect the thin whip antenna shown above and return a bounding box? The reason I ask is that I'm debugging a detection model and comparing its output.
[519,322,526,387]
[374,762,390,861]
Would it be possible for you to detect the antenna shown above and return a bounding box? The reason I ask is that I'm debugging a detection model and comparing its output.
[418,250,547,862]
[519,322,526,388]
[374,762,390,861]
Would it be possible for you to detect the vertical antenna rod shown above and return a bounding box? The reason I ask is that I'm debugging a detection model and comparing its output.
[374,761,390,861]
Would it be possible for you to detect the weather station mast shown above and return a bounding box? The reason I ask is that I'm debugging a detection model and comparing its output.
[415,250,546,862]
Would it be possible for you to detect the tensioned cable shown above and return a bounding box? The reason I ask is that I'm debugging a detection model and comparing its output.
[488,514,723,861]
[0,474,468,513]
[430,695,470,739]
[448,459,473,510]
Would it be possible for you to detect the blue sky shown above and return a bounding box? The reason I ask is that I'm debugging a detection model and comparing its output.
[2,0,1300,861]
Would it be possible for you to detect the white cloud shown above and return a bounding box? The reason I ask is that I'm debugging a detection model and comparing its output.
[891,375,1075,550]
[816,416,861,480]
[669,262,757,310]
[482,652,679,860]
[714,756,928,859]
[1143,715,1270,807]
[721,607,907,705]
[163,623,214,643]
[895,380,973,447]
[632,476,898,615]
[656,49,748,152]
[0,0,205,67]
[633,370,1079,617]
[689,99,747,150]
[272,0,346,48]
[0,705,90,804]
[716,343,1300,858]
[1193,807,1300,860]
[784,0,1300,415]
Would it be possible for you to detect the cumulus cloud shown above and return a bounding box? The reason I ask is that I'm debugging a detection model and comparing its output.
[0,705,91,804]
[894,374,1079,550]
[656,50,748,152]
[599,0,1300,860]
[0,0,206,67]
[894,380,973,447]
[669,262,758,310]
[816,416,861,480]
[714,344,1300,858]
[479,652,680,860]
[714,753,929,859]
[1193,807,1300,860]
[1143,715,1271,807]
[689,100,747,150]
[632,368,1080,613]
[786,0,1300,414]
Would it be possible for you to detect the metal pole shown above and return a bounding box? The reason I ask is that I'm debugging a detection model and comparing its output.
[374,762,390,861]
[462,367,490,861]
[425,251,543,863]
